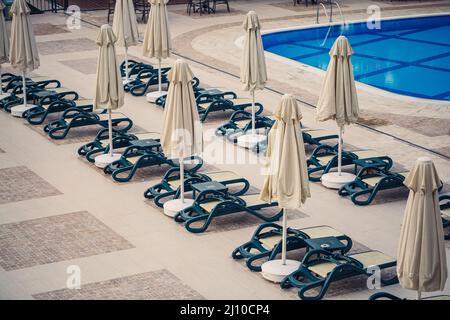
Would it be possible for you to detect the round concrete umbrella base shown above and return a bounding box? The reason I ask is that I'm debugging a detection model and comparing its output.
[237,133,266,149]
[95,153,121,168]
[11,104,37,117]
[146,91,168,103]
[0,93,11,99]
[163,199,195,217]
[321,172,356,189]
[261,259,301,283]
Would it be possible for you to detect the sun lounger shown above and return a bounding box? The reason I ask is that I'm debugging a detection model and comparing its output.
[44,108,133,140]
[369,292,450,300]
[215,110,271,140]
[154,77,203,107]
[144,169,250,207]
[439,195,450,240]
[23,91,90,124]
[104,144,203,182]
[232,223,352,271]
[174,192,282,233]
[338,167,409,205]
[307,145,393,182]
[78,131,161,163]
[124,68,171,96]
[281,249,398,300]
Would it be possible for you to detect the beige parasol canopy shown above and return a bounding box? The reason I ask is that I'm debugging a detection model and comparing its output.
[93,24,124,111]
[240,10,267,92]
[316,35,359,127]
[260,94,310,208]
[0,1,9,64]
[142,0,171,59]
[112,0,139,48]
[397,157,447,295]
[161,59,202,159]
[9,0,39,72]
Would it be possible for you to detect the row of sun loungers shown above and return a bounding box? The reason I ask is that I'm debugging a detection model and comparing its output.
[2,65,448,300]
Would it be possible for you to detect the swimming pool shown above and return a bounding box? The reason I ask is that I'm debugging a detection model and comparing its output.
[262,14,450,101]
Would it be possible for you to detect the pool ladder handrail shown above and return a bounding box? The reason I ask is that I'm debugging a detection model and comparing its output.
[316,1,346,26]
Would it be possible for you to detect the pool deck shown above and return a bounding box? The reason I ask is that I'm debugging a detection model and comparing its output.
[0,0,449,300]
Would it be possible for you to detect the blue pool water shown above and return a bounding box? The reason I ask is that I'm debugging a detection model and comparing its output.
[262,15,450,101]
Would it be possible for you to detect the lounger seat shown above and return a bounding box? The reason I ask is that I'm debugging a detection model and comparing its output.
[44,109,133,140]
[281,250,398,300]
[232,223,352,271]
[174,191,283,233]
[145,169,250,207]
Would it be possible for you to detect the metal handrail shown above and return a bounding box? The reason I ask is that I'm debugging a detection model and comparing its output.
[316,2,330,24]
[316,1,345,25]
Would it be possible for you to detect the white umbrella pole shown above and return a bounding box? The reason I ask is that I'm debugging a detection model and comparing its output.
[180,157,185,203]
[158,57,162,94]
[281,208,287,265]
[338,126,343,175]
[124,47,129,83]
[108,110,113,157]
[22,72,27,107]
[417,291,421,300]
[251,90,256,135]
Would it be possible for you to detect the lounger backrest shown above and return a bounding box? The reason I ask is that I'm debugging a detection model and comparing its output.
[98,113,126,121]
[350,251,395,270]
[353,150,384,159]
[259,235,282,249]
[74,99,93,106]
[207,171,241,181]
[134,132,161,140]
[300,226,344,239]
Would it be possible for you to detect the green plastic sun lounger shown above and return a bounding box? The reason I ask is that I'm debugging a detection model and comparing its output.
[79,131,161,163]
[281,249,398,300]
[439,195,450,240]
[144,169,250,207]
[369,292,450,300]
[307,145,393,182]
[24,93,92,125]
[2,78,62,111]
[174,192,282,233]
[125,68,171,96]
[104,145,203,182]
[44,108,133,140]
[232,223,352,272]
[215,110,272,141]
[338,167,409,205]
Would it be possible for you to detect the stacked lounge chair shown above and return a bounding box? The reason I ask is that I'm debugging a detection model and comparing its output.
[232,223,352,271]
[44,108,133,140]
[281,249,398,300]
[439,194,450,240]
[144,169,250,207]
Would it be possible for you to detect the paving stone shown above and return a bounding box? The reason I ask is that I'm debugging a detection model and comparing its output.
[59,54,140,75]
[33,23,70,36]
[0,166,61,205]
[37,38,97,55]
[33,269,203,300]
[0,211,134,271]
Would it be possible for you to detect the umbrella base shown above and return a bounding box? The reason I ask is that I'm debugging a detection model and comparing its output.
[0,93,11,99]
[94,153,122,168]
[163,198,195,218]
[10,104,37,118]
[321,172,356,189]
[146,91,168,103]
[237,133,266,149]
[261,259,301,283]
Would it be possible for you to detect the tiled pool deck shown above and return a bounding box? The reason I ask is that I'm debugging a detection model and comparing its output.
[0,0,449,300]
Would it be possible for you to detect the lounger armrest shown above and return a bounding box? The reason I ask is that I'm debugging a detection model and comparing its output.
[368,292,402,300]
[439,194,450,202]
[311,144,337,157]
[355,166,385,178]
[229,109,252,121]
[251,222,282,238]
